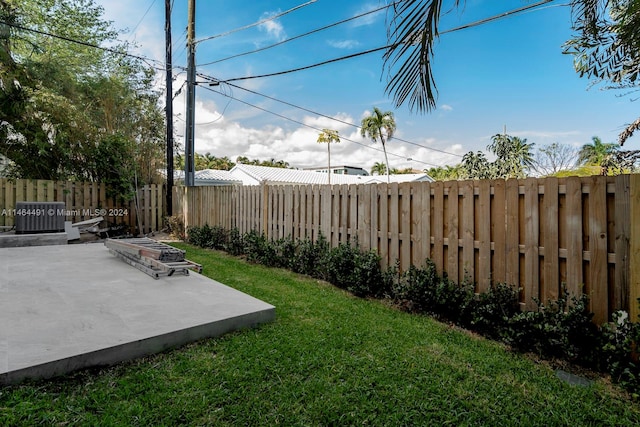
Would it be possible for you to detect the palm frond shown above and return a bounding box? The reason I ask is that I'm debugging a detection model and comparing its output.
[384,0,463,112]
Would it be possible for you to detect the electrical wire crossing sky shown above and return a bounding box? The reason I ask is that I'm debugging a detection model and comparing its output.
[95,0,638,171]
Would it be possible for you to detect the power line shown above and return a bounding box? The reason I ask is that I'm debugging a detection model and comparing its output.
[200,84,442,168]
[217,0,559,84]
[128,0,158,42]
[195,0,317,45]
[198,72,463,159]
[1,19,165,70]
[198,2,396,68]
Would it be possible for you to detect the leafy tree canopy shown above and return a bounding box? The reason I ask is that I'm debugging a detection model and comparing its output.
[0,0,165,199]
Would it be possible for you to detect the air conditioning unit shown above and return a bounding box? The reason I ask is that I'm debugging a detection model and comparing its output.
[15,201,66,234]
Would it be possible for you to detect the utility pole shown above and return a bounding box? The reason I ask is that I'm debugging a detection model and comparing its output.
[184,0,196,186]
[165,0,174,215]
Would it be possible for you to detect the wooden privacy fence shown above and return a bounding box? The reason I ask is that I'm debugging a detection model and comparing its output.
[0,179,165,235]
[174,175,640,324]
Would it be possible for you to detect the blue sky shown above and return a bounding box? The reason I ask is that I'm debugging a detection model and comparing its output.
[97,0,640,171]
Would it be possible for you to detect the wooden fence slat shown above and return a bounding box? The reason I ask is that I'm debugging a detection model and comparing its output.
[411,183,423,267]
[433,181,445,276]
[333,185,342,246]
[589,176,609,324]
[614,175,630,312]
[492,179,506,284]
[629,174,640,323]
[447,181,459,283]
[349,184,358,244]
[478,179,491,293]
[523,178,540,310]
[379,184,389,268]
[399,183,411,271]
[505,179,520,291]
[370,184,379,253]
[389,183,400,267]
[359,184,370,249]
[566,177,584,299]
[543,177,559,302]
[461,180,474,283]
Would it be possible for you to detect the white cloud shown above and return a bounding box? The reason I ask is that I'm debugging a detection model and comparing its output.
[351,3,386,28]
[327,39,361,49]
[258,12,286,41]
[440,104,453,111]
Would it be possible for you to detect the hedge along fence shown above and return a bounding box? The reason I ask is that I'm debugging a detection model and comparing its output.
[174,174,640,324]
[0,178,165,235]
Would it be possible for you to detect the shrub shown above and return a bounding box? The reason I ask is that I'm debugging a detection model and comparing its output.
[470,283,521,340]
[599,310,640,396]
[505,289,598,362]
[225,227,245,256]
[291,234,330,280]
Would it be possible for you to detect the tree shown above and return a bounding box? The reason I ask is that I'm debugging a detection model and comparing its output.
[0,0,165,197]
[531,142,578,176]
[577,136,619,169]
[461,151,492,179]
[371,161,387,175]
[361,107,397,184]
[458,133,536,180]
[563,0,640,145]
[488,134,535,179]
[235,156,290,168]
[317,129,340,185]
[427,164,464,181]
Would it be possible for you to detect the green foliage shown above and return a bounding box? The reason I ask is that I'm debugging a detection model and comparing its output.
[0,0,165,198]
[186,224,228,250]
[461,134,535,179]
[505,289,598,362]
[225,227,245,256]
[291,234,330,280]
[361,107,396,183]
[599,310,640,396]
[235,156,290,168]
[471,283,521,340]
[427,164,465,181]
[327,241,384,297]
[193,153,235,171]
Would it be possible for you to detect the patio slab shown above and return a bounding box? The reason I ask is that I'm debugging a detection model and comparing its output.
[0,243,275,385]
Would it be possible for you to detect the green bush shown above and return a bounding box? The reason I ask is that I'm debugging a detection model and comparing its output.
[225,227,245,256]
[505,290,598,362]
[599,310,640,397]
[291,234,330,280]
[471,283,521,340]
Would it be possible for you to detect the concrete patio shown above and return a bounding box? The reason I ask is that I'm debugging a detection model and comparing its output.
[0,242,275,385]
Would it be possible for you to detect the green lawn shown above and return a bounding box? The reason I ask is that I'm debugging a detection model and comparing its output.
[1,243,639,426]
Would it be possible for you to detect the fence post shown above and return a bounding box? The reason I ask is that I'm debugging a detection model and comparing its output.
[630,174,640,322]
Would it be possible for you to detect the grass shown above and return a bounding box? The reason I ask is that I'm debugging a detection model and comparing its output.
[1,243,639,425]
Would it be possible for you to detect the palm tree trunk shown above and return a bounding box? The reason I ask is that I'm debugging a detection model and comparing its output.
[327,142,331,185]
[382,138,390,184]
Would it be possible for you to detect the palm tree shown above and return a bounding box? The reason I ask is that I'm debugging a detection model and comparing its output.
[371,161,387,176]
[488,134,535,179]
[317,129,340,184]
[361,107,396,183]
[577,136,618,166]
[384,1,615,114]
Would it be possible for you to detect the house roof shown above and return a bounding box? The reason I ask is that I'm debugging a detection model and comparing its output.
[163,164,433,186]
[230,164,369,185]
[195,169,242,183]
